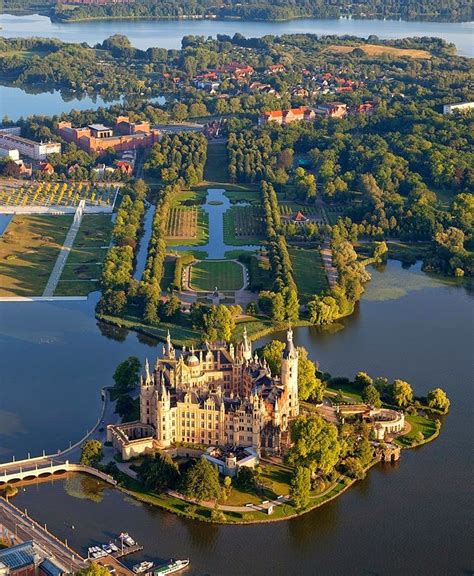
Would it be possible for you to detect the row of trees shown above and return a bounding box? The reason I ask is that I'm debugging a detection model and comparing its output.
[257,181,300,323]
[141,184,181,324]
[144,132,208,186]
[98,180,147,315]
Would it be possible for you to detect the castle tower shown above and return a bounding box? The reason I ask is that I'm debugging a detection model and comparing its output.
[281,327,299,418]
[140,359,156,426]
[241,326,252,361]
[163,330,175,360]
[156,374,172,447]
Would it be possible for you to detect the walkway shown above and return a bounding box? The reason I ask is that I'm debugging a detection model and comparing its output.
[320,239,338,287]
[42,200,85,297]
[0,497,87,572]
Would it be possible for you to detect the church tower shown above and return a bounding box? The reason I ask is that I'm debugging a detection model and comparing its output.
[140,358,156,426]
[281,327,299,418]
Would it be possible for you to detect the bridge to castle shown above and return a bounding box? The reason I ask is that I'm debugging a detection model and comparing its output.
[0,455,117,486]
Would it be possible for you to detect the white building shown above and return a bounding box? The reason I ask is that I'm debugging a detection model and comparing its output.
[0,148,20,161]
[443,101,474,114]
[0,132,61,160]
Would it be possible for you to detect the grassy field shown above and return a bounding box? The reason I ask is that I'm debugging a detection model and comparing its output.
[161,255,177,292]
[327,43,431,59]
[55,214,112,296]
[204,142,229,182]
[289,247,328,302]
[0,215,72,296]
[224,188,261,204]
[225,461,292,507]
[223,206,265,245]
[190,260,244,291]
[396,413,439,447]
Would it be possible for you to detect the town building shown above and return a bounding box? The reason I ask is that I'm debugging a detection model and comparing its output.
[57,116,161,155]
[313,102,348,118]
[108,328,300,460]
[0,541,64,576]
[258,107,316,126]
[0,132,61,161]
[443,101,474,114]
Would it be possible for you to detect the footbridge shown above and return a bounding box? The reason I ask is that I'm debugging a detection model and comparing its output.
[0,455,117,486]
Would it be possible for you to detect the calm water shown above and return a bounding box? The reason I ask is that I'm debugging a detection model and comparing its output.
[0,13,473,57]
[2,261,473,574]
[172,188,260,258]
[0,85,123,122]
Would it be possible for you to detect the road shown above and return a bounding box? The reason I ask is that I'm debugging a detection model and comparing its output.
[0,497,86,572]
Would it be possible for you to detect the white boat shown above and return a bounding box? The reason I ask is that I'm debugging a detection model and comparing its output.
[109,543,119,553]
[120,532,136,547]
[153,559,189,575]
[133,561,154,574]
[102,544,113,554]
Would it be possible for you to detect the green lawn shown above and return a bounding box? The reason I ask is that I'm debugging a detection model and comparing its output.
[289,247,328,303]
[395,413,439,447]
[0,214,72,297]
[224,188,261,204]
[190,260,244,291]
[204,142,229,182]
[54,214,112,296]
[161,256,177,292]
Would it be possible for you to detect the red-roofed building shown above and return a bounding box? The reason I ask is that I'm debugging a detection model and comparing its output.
[266,64,286,74]
[259,107,316,126]
[115,160,133,176]
[39,162,54,175]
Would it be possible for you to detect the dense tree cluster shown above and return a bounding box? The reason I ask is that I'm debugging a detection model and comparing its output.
[98,179,147,315]
[43,0,472,23]
[141,184,180,323]
[144,132,208,186]
[257,181,300,323]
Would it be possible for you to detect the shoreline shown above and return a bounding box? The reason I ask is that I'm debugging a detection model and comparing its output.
[2,10,470,26]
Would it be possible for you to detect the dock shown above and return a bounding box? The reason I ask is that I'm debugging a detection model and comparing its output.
[111,543,144,558]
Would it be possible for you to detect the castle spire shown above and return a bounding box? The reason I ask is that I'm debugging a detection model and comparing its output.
[283,325,297,359]
[145,357,151,384]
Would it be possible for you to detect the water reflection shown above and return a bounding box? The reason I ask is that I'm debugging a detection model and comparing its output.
[65,474,106,503]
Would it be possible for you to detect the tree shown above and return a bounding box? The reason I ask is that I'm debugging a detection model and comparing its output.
[290,466,311,510]
[77,563,111,576]
[297,347,325,402]
[235,466,258,491]
[363,384,382,408]
[80,440,102,466]
[357,437,373,467]
[391,379,414,408]
[182,458,221,503]
[373,241,388,261]
[137,451,180,493]
[287,415,340,476]
[113,356,141,390]
[115,394,139,422]
[427,388,450,413]
[260,339,285,374]
[354,372,373,390]
[203,304,235,342]
[343,457,366,480]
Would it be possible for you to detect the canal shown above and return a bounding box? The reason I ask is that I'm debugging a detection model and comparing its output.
[1,261,472,574]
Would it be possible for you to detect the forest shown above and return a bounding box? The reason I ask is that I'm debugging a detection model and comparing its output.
[5,0,471,23]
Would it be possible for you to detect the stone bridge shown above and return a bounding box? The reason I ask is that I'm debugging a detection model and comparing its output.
[0,455,117,486]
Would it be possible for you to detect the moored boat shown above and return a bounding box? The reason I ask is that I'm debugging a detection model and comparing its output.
[133,561,154,574]
[153,559,189,575]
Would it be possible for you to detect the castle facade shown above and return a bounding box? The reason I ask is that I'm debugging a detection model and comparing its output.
[107,328,299,461]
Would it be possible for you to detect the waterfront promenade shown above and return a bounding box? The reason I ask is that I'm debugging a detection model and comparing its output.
[0,497,87,572]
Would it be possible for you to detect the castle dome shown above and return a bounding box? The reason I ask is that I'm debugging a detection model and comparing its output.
[186,353,200,366]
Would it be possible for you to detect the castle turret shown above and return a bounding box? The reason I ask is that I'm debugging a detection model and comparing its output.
[163,330,175,359]
[281,327,299,418]
[241,326,252,361]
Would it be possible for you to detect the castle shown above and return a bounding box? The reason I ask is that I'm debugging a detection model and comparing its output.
[107,328,299,461]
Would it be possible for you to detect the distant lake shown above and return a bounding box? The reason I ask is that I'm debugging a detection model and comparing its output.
[0,13,473,56]
[0,85,166,121]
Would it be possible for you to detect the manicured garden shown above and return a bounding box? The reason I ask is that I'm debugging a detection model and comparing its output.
[0,181,116,208]
[0,214,72,296]
[223,206,265,245]
[204,142,229,183]
[190,260,244,291]
[289,247,328,303]
[55,213,112,296]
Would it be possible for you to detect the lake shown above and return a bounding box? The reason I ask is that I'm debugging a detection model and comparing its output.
[0,13,473,57]
[1,261,473,574]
